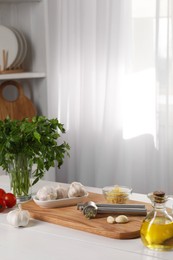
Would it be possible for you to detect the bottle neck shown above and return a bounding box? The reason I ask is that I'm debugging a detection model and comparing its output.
[153,202,166,210]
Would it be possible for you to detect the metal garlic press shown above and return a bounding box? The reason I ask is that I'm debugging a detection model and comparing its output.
[77,201,147,219]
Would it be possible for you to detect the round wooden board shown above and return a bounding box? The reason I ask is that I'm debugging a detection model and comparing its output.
[0,80,36,120]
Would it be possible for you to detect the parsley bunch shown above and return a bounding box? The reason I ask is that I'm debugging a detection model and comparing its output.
[0,116,70,186]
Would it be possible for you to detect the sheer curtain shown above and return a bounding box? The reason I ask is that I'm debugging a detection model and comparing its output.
[46,0,173,194]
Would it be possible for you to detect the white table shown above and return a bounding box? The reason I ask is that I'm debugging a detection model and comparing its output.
[0,175,173,260]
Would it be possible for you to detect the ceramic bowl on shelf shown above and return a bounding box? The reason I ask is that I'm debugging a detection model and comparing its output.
[102,185,132,204]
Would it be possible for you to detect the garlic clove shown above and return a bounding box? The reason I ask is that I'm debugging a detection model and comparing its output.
[107,216,115,224]
[115,215,129,223]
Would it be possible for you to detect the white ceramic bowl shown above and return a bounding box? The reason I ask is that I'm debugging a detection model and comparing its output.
[33,193,89,208]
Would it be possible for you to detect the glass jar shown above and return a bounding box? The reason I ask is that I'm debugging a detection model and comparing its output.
[140,191,173,251]
[8,154,32,202]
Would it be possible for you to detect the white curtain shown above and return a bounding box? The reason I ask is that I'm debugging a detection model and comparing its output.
[46,0,173,194]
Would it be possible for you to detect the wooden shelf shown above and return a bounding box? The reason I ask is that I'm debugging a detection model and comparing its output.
[0,72,46,80]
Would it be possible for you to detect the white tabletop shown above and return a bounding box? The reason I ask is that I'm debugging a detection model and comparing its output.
[0,175,173,260]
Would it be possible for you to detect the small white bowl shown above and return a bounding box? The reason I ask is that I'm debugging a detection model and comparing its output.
[33,193,88,208]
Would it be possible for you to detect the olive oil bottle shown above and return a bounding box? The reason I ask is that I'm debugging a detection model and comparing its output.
[140,191,173,251]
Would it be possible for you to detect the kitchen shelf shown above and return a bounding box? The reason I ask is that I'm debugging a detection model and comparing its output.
[0,0,48,116]
[0,72,46,80]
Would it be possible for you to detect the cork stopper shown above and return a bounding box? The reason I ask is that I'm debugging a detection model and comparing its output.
[153,191,165,203]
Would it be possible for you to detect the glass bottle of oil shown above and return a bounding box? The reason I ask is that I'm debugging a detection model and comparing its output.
[140,191,173,251]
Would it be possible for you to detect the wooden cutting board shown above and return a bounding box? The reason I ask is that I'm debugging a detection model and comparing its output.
[0,80,36,120]
[22,192,152,239]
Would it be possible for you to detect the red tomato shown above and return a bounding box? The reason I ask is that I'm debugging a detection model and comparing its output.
[3,193,16,208]
[0,188,6,198]
[0,198,6,212]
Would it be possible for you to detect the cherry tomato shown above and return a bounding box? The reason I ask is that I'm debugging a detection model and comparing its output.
[3,193,16,208]
[0,198,6,212]
[0,188,6,198]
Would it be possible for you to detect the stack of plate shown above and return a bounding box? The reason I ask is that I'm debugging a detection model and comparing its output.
[0,25,27,72]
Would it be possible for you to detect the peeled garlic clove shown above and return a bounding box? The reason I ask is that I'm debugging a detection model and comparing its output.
[107,216,115,224]
[115,215,129,223]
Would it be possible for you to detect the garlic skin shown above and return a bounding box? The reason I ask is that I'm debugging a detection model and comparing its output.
[7,205,30,227]
[55,185,68,199]
[68,182,87,198]
[36,186,57,201]
[115,215,129,223]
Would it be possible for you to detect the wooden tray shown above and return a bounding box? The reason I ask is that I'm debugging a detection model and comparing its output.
[22,192,152,239]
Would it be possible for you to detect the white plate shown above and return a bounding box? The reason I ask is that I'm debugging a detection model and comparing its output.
[8,27,24,69]
[0,25,19,69]
[33,193,89,208]
[14,28,27,67]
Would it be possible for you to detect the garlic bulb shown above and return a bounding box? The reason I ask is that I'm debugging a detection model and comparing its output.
[55,185,68,199]
[36,186,57,201]
[68,182,87,198]
[7,204,30,227]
